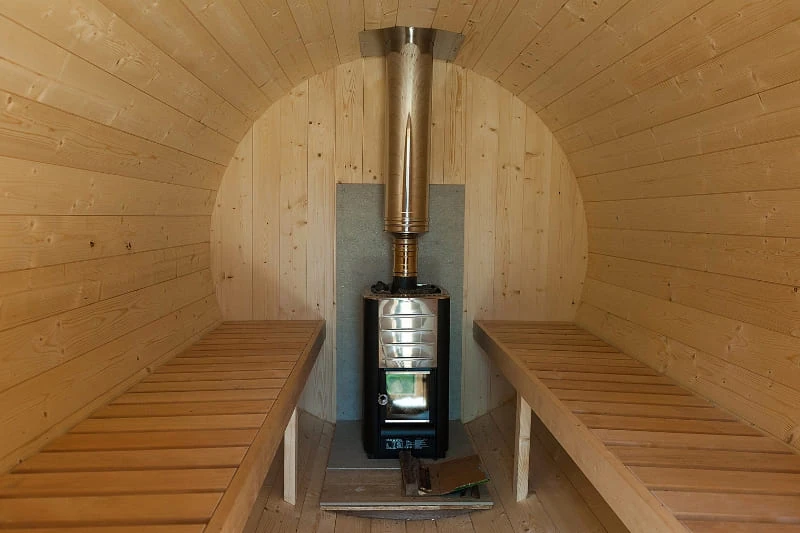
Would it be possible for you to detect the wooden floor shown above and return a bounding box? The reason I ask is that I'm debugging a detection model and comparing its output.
[0,321,324,532]
[476,321,800,533]
[243,404,629,533]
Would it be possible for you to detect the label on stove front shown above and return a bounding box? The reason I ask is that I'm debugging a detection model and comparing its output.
[384,436,430,451]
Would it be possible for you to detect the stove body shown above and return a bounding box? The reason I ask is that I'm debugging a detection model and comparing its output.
[362,289,449,458]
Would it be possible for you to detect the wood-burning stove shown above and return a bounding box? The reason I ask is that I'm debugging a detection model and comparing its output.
[358,25,462,460]
[363,288,449,458]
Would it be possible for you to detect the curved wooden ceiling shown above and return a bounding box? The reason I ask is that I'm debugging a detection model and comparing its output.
[6,1,795,180]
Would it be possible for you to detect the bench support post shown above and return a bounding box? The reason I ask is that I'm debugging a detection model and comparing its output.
[514,392,532,502]
[283,407,298,505]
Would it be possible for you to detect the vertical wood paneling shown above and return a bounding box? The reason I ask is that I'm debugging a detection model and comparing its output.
[213,61,587,422]
[522,110,553,317]
[211,130,254,320]
[335,62,365,183]
[304,70,337,421]
[461,70,499,420]
[279,83,310,320]
[362,58,388,184]
[252,105,282,321]
[444,62,467,185]
[493,92,526,320]
[429,60,448,185]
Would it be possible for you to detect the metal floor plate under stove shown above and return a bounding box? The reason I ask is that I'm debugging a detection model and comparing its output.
[319,420,493,517]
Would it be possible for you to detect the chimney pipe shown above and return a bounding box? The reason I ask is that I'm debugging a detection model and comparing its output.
[360,26,463,293]
[384,27,434,292]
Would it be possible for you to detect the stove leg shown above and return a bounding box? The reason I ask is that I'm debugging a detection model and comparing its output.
[514,393,532,502]
[284,408,298,505]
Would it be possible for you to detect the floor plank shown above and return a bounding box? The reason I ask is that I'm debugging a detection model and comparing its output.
[243,406,613,533]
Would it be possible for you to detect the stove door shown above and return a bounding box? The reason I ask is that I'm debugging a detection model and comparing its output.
[381,370,431,423]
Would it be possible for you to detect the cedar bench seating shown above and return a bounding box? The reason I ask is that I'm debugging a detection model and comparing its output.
[474,320,800,533]
[0,320,325,533]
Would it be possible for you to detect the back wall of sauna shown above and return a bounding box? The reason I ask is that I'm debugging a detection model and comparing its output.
[211,58,588,423]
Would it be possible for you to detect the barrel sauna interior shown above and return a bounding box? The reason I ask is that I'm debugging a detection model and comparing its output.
[1,1,799,532]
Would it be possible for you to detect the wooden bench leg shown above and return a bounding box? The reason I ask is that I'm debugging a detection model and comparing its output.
[514,392,532,502]
[283,407,298,505]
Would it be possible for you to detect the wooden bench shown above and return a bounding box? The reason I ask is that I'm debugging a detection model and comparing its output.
[0,320,325,533]
[474,321,800,533]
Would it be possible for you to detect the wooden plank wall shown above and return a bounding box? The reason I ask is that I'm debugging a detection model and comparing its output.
[0,4,234,472]
[547,3,800,453]
[211,59,587,422]
[6,0,796,468]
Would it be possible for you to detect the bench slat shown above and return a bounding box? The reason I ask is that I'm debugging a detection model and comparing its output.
[72,414,267,433]
[565,401,738,421]
[537,370,675,385]
[129,378,285,392]
[0,493,222,528]
[143,369,291,382]
[92,401,273,418]
[612,447,800,473]
[681,521,800,532]
[112,389,281,404]
[632,466,800,495]
[540,378,693,395]
[582,414,763,436]
[44,430,257,452]
[596,429,791,453]
[0,468,236,497]
[15,448,248,472]
[656,491,800,523]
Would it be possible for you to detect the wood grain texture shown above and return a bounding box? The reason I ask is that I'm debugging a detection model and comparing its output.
[0,321,325,533]
[559,1,800,459]
[513,393,531,502]
[243,403,618,533]
[5,0,798,496]
[212,59,587,422]
[474,321,688,533]
[475,320,800,533]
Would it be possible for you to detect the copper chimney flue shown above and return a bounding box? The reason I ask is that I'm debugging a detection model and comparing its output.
[360,26,463,293]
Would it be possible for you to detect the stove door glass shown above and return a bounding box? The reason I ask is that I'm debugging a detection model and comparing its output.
[384,370,431,423]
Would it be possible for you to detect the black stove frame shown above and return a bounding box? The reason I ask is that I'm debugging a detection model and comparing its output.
[362,291,449,459]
